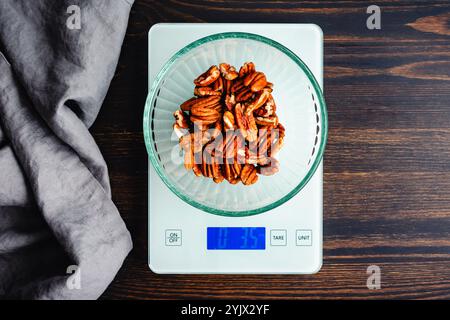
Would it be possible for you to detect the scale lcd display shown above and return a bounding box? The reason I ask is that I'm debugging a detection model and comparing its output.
[207,227,266,250]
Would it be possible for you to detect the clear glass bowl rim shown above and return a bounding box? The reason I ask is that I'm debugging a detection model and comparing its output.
[143,31,328,217]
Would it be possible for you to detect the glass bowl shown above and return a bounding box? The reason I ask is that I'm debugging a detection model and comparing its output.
[144,32,327,217]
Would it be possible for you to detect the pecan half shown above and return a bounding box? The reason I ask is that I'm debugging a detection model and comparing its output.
[201,161,213,178]
[213,76,224,92]
[255,115,279,127]
[225,94,236,111]
[239,62,255,78]
[190,113,220,125]
[223,111,235,130]
[229,176,240,184]
[219,63,239,80]
[257,157,279,176]
[211,161,224,183]
[192,164,202,177]
[240,164,258,185]
[222,162,234,182]
[201,151,221,179]
[243,71,267,92]
[194,65,220,86]
[235,103,258,142]
[263,82,273,93]
[224,79,233,95]
[223,162,241,184]
[246,146,271,166]
[180,97,196,111]
[254,94,276,117]
[232,161,242,176]
[213,174,225,184]
[194,86,221,96]
[231,78,245,94]
[248,128,270,158]
[235,87,254,102]
[269,123,285,156]
[180,95,221,112]
[245,89,270,115]
[195,95,221,108]
[173,110,189,128]
[191,104,221,125]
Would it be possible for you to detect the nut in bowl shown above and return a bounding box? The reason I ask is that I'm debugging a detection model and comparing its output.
[173,62,285,186]
[144,32,327,216]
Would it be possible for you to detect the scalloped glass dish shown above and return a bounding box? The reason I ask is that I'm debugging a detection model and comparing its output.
[144,32,327,217]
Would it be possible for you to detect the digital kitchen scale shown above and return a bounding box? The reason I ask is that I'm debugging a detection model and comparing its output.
[148,23,323,274]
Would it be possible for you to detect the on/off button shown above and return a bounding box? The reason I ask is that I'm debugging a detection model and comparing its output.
[165,229,182,246]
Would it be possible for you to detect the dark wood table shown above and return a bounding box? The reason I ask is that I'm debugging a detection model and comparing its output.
[97,0,450,299]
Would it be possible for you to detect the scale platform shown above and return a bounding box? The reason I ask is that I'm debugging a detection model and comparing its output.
[148,23,323,274]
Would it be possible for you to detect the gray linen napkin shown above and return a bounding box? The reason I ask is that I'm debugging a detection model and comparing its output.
[0,0,134,299]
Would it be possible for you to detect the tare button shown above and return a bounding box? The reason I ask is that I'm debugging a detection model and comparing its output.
[270,229,287,246]
[296,230,312,246]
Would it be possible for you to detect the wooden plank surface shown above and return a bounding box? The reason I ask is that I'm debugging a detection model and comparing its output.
[96,0,450,299]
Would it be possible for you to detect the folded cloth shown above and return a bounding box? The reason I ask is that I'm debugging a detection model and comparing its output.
[0,0,134,299]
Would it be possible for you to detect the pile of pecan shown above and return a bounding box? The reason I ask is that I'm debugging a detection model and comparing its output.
[172,62,285,185]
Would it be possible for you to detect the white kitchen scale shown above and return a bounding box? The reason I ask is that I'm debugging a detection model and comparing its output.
[148,23,323,274]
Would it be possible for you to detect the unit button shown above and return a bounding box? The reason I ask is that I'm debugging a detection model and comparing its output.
[296,230,312,246]
[165,229,182,246]
[270,229,287,246]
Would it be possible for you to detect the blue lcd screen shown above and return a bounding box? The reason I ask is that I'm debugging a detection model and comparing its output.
[207,227,266,250]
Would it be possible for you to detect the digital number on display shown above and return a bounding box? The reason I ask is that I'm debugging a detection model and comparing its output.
[207,227,266,250]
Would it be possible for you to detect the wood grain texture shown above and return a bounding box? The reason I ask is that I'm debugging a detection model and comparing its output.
[93,0,450,299]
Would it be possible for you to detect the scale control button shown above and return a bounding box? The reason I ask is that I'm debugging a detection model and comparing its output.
[296,230,312,246]
[165,229,182,246]
[270,229,287,246]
